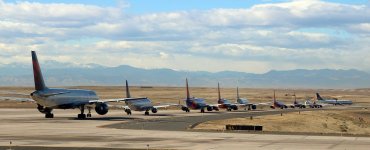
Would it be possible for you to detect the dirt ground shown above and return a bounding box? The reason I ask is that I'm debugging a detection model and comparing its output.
[194,109,370,135]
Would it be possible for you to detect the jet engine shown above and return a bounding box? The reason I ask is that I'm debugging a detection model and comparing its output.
[231,105,238,110]
[181,106,190,112]
[207,106,213,111]
[270,106,275,109]
[37,104,52,114]
[95,103,109,115]
[151,108,158,113]
[251,105,257,110]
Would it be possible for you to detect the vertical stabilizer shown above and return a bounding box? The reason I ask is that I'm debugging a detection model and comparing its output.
[294,92,297,103]
[125,80,131,98]
[316,93,324,100]
[31,51,46,91]
[218,82,221,100]
[237,86,240,100]
[186,78,190,100]
[273,90,276,103]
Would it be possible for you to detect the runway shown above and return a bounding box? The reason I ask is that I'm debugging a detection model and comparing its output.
[0,108,369,150]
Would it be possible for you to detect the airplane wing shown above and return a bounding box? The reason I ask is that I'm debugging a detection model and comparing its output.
[0,96,34,102]
[153,103,181,109]
[89,97,149,103]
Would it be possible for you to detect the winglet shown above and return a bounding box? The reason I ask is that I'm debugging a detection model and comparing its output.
[31,51,46,91]
[186,78,190,100]
[125,80,131,98]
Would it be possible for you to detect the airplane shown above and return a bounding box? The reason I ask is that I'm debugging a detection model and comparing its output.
[236,87,256,110]
[316,93,353,105]
[287,92,306,108]
[29,51,126,119]
[181,78,218,113]
[121,80,176,115]
[216,83,239,111]
[270,90,288,109]
[304,100,323,108]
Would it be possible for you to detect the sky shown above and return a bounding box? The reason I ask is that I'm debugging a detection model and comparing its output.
[0,0,370,73]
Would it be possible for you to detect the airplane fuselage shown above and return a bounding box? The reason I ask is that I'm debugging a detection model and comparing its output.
[218,99,237,109]
[318,99,352,105]
[30,88,99,109]
[186,98,208,110]
[271,100,287,109]
[125,98,154,111]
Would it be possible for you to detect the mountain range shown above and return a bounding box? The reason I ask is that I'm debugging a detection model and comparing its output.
[1,60,370,88]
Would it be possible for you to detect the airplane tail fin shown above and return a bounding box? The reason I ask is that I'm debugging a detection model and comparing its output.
[218,82,221,100]
[316,93,324,100]
[186,78,190,100]
[31,51,46,91]
[273,90,276,103]
[237,86,240,100]
[125,80,131,98]
[294,92,297,104]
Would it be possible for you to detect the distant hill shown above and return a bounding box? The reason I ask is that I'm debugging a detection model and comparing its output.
[1,61,369,88]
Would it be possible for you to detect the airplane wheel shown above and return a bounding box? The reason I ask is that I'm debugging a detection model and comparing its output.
[87,114,92,118]
[45,113,54,118]
[78,114,86,119]
[126,109,132,115]
[144,111,149,115]
[201,109,205,113]
[186,108,190,112]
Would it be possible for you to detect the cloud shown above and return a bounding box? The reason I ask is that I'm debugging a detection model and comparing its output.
[0,0,370,73]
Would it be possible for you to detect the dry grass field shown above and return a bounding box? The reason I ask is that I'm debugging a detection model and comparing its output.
[1,86,370,108]
[194,109,370,135]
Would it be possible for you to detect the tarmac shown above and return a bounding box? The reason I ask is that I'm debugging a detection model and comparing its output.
[0,108,369,150]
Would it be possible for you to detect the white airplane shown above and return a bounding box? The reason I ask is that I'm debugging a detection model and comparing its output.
[121,80,177,115]
[316,93,353,105]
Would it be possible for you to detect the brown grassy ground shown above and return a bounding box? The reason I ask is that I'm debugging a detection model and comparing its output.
[194,109,370,135]
[1,86,370,108]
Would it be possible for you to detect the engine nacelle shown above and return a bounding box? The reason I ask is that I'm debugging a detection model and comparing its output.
[207,106,213,111]
[212,106,219,111]
[181,106,188,111]
[270,106,275,109]
[37,104,52,114]
[151,108,158,113]
[232,105,238,110]
[95,103,109,115]
[251,105,257,110]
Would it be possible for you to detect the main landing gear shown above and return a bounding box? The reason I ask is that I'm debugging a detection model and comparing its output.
[144,109,150,115]
[37,104,54,118]
[45,112,54,118]
[125,109,132,115]
[77,105,91,119]
[200,108,205,113]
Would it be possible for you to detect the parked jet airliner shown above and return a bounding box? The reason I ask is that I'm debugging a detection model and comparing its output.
[30,51,126,119]
[181,78,218,113]
[316,93,353,105]
[122,80,175,115]
[216,83,239,111]
[270,90,288,109]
